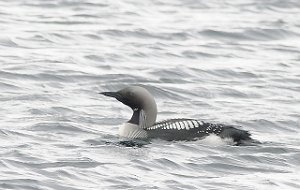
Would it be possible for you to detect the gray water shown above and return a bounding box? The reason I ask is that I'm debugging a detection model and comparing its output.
[1,0,300,189]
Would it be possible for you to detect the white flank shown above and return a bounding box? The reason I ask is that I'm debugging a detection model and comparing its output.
[119,123,148,139]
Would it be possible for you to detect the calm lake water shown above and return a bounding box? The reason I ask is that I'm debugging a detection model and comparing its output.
[1,0,300,189]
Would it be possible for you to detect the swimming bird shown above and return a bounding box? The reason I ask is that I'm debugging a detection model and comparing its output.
[100,86,252,144]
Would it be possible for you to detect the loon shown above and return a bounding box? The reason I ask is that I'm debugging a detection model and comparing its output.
[101,86,252,144]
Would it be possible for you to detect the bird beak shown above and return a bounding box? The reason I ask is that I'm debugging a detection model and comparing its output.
[99,91,121,99]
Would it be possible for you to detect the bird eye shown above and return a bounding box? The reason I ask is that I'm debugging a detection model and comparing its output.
[128,92,134,97]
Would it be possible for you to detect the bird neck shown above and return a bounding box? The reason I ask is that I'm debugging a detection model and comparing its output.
[128,106,157,129]
[129,109,140,125]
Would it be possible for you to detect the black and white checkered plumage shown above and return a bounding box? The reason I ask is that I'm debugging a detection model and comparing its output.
[147,118,251,142]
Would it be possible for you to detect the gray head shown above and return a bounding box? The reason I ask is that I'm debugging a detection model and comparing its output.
[101,86,157,128]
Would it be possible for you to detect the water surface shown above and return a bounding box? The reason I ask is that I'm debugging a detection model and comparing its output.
[1,0,300,189]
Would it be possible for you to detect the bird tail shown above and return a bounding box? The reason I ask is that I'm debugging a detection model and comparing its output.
[219,126,256,145]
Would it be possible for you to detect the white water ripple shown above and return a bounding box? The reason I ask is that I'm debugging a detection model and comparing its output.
[1,0,300,189]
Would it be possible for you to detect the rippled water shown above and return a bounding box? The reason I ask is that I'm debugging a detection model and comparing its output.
[1,0,300,189]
